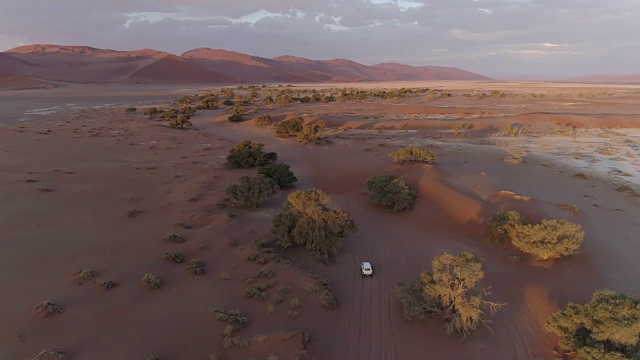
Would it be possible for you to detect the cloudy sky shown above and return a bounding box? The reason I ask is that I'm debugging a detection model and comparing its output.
[0,0,638,78]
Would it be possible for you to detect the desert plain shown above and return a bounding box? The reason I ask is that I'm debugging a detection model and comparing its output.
[1,80,640,360]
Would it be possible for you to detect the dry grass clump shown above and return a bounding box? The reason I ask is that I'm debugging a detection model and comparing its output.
[256,267,276,278]
[319,289,340,310]
[164,251,185,263]
[616,185,636,194]
[573,172,588,179]
[558,204,580,214]
[245,252,271,265]
[212,308,249,328]
[74,269,94,284]
[288,298,302,318]
[126,209,143,218]
[141,273,161,289]
[304,282,320,294]
[243,284,269,300]
[220,273,233,280]
[97,280,117,290]
[33,349,67,360]
[222,336,248,349]
[162,232,185,244]
[186,259,205,275]
[267,304,275,314]
[33,301,64,318]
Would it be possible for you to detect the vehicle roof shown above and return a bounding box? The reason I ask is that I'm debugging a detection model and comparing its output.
[361,262,372,267]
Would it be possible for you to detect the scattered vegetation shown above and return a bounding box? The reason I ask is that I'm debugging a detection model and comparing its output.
[487,211,526,244]
[97,280,117,290]
[272,189,356,262]
[186,259,205,275]
[125,107,137,113]
[226,140,277,169]
[546,290,640,360]
[275,117,304,137]
[225,175,279,208]
[228,114,243,122]
[395,252,503,337]
[141,273,161,289]
[212,308,249,329]
[162,232,185,244]
[617,185,636,194]
[389,146,436,164]
[366,174,416,212]
[319,289,340,310]
[258,163,298,188]
[574,172,588,180]
[558,203,580,214]
[169,114,193,129]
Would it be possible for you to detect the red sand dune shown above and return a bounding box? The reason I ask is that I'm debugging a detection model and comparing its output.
[128,54,237,84]
[568,74,640,83]
[1,44,491,87]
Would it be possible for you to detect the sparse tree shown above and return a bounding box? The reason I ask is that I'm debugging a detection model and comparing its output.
[271,189,356,262]
[389,146,437,164]
[258,163,298,188]
[169,114,192,129]
[366,174,416,212]
[226,140,277,169]
[225,175,279,208]
[297,120,326,144]
[488,211,526,244]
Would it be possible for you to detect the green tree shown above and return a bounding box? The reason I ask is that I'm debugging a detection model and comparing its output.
[366,174,416,212]
[488,211,526,244]
[225,175,279,208]
[546,290,640,360]
[258,163,298,188]
[389,146,437,164]
[271,189,356,262]
[226,140,277,169]
[275,117,304,137]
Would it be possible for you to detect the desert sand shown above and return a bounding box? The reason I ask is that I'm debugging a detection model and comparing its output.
[1,81,640,360]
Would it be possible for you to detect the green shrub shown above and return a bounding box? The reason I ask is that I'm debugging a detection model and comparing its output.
[297,121,326,144]
[258,163,298,188]
[272,189,356,262]
[255,114,273,125]
[226,140,277,169]
[396,252,503,337]
[511,219,584,260]
[546,290,640,360]
[366,174,416,212]
[389,146,436,164]
[275,117,304,137]
[225,175,279,208]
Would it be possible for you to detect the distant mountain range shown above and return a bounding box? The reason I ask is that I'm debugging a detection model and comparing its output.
[0,44,491,89]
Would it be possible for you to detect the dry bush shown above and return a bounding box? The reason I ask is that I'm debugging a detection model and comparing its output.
[273,294,284,304]
[186,259,205,275]
[304,282,320,294]
[319,289,340,310]
[389,146,436,164]
[212,308,249,329]
[366,174,416,213]
[97,280,117,290]
[573,172,588,179]
[558,204,580,214]
[164,252,184,263]
[256,268,276,279]
[33,301,64,318]
[223,336,248,349]
[297,121,326,144]
[162,232,185,244]
[290,298,302,310]
[220,273,232,280]
[33,349,67,360]
[141,273,161,289]
[288,310,300,318]
[506,149,526,160]
[255,114,273,125]
[272,189,356,262]
[267,304,275,314]
[169,114,193,129]
[617,185,636,194]
[77,269,94,283]
[126,209,143,218]
[243,285,269,300]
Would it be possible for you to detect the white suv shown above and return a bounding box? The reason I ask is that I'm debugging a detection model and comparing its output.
[361,262,373,276]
